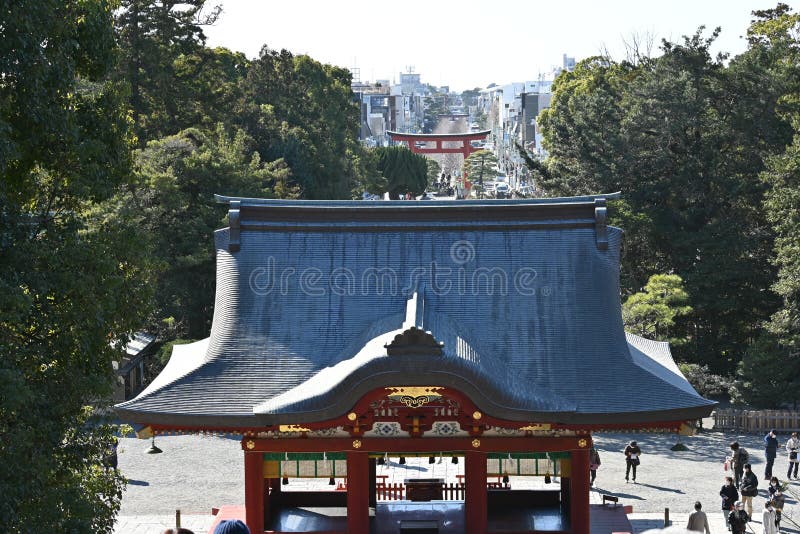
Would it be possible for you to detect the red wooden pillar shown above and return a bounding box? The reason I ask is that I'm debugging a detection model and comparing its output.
[462,142,471,161]
[465,451,488,534]
[368,457,377,508]
[570,448,590,534]
[347,451,370,534]
[244,451,264,534]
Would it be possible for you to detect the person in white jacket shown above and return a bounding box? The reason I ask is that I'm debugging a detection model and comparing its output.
[763,500,778,534]
[786,432,800,479]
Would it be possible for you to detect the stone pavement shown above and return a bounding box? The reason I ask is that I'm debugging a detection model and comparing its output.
[114,428,800,533]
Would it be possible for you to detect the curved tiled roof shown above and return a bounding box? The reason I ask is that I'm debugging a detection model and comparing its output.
[116,195,715,428]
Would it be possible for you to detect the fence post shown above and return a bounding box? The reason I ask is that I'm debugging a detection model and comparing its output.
[664,507,670,527]
[176,509,181,528]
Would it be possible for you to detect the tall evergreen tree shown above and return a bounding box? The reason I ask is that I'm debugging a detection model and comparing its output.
[112,125,296,339]
[0,1,152,530]
[114,0,221,141]
[537,25,791,372]
[236,47,361,199]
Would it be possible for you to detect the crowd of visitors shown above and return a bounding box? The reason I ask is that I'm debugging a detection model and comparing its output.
[589,429,800,534]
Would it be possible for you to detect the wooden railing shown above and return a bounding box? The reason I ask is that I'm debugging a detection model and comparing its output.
[375,482,468,501]
[376,482,405,500]
[714,409,800,433]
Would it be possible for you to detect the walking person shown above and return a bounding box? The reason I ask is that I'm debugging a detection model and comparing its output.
[763,500,778,534]
[687,501,711,534]
[729,501,750,534]
[741,464,759,517]
[765,430,779,480]
[721,476,740,530]
[589,447,601,487]
[786,432,800,479]
[731,441,749,489]
[624,440,641,483]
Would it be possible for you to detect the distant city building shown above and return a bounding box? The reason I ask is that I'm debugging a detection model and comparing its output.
[563,53,576,72]
[399,71,423,95]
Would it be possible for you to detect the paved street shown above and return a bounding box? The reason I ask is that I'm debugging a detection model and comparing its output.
[114,429,800,533]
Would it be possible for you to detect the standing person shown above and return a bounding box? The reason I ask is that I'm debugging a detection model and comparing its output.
[687,501,711,534]
[589,447,601,487]
[721,476,740,530]
[624,441,642,483]
[731,441,749,489]
[763,500,778,534]
[786,432,800,479]
[730,501,750,534]
[768,477,785,530]
[765,430,779,480]
[741,464,759,517]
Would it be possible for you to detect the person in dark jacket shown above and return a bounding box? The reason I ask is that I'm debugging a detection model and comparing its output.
[624,441,642,483]
[721,475,739,528]
[729,501,750,534]
[740,463,759,517]
[765,429,779,480]
[730,441,747,488]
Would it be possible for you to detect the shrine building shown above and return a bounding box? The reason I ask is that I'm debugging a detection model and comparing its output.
[116,194,715,534]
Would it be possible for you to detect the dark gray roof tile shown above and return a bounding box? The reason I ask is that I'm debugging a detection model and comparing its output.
[116,196,714,427]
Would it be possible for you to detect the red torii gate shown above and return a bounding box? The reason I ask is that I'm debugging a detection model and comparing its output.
[387,129,491,160]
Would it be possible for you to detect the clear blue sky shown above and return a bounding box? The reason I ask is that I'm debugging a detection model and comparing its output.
[204,0,798,92]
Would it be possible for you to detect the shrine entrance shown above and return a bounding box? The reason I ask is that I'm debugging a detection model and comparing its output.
[245,443,583,534]
[239,385,590,534]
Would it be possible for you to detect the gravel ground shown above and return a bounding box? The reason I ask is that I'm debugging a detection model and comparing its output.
[118,434,244,516]
[115,429,800,532]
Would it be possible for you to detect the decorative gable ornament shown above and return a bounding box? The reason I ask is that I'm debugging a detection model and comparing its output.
[385,327,443,357]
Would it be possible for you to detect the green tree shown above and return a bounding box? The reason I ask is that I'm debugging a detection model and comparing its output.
[463,149,498,188]
[426,158,442,190]
[348,144,387,198]
[622,274,693,345]
[758,4,800,353]
[114,0,222,141]
[733,334,800,408]
[538,24,791,372]
[374,146,429,199]
[116,125,296,339]
[236,47,360,199]
[0,1,152,530]
[678,363,734,398]
[461,88,482,108]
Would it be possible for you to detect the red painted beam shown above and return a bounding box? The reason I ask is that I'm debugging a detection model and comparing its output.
[387,130,490,141]
[413,147,471,154]
[240,436,590,453]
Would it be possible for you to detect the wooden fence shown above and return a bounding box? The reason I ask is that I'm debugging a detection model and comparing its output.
[375,482,468,501]
[714,409,800,433]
